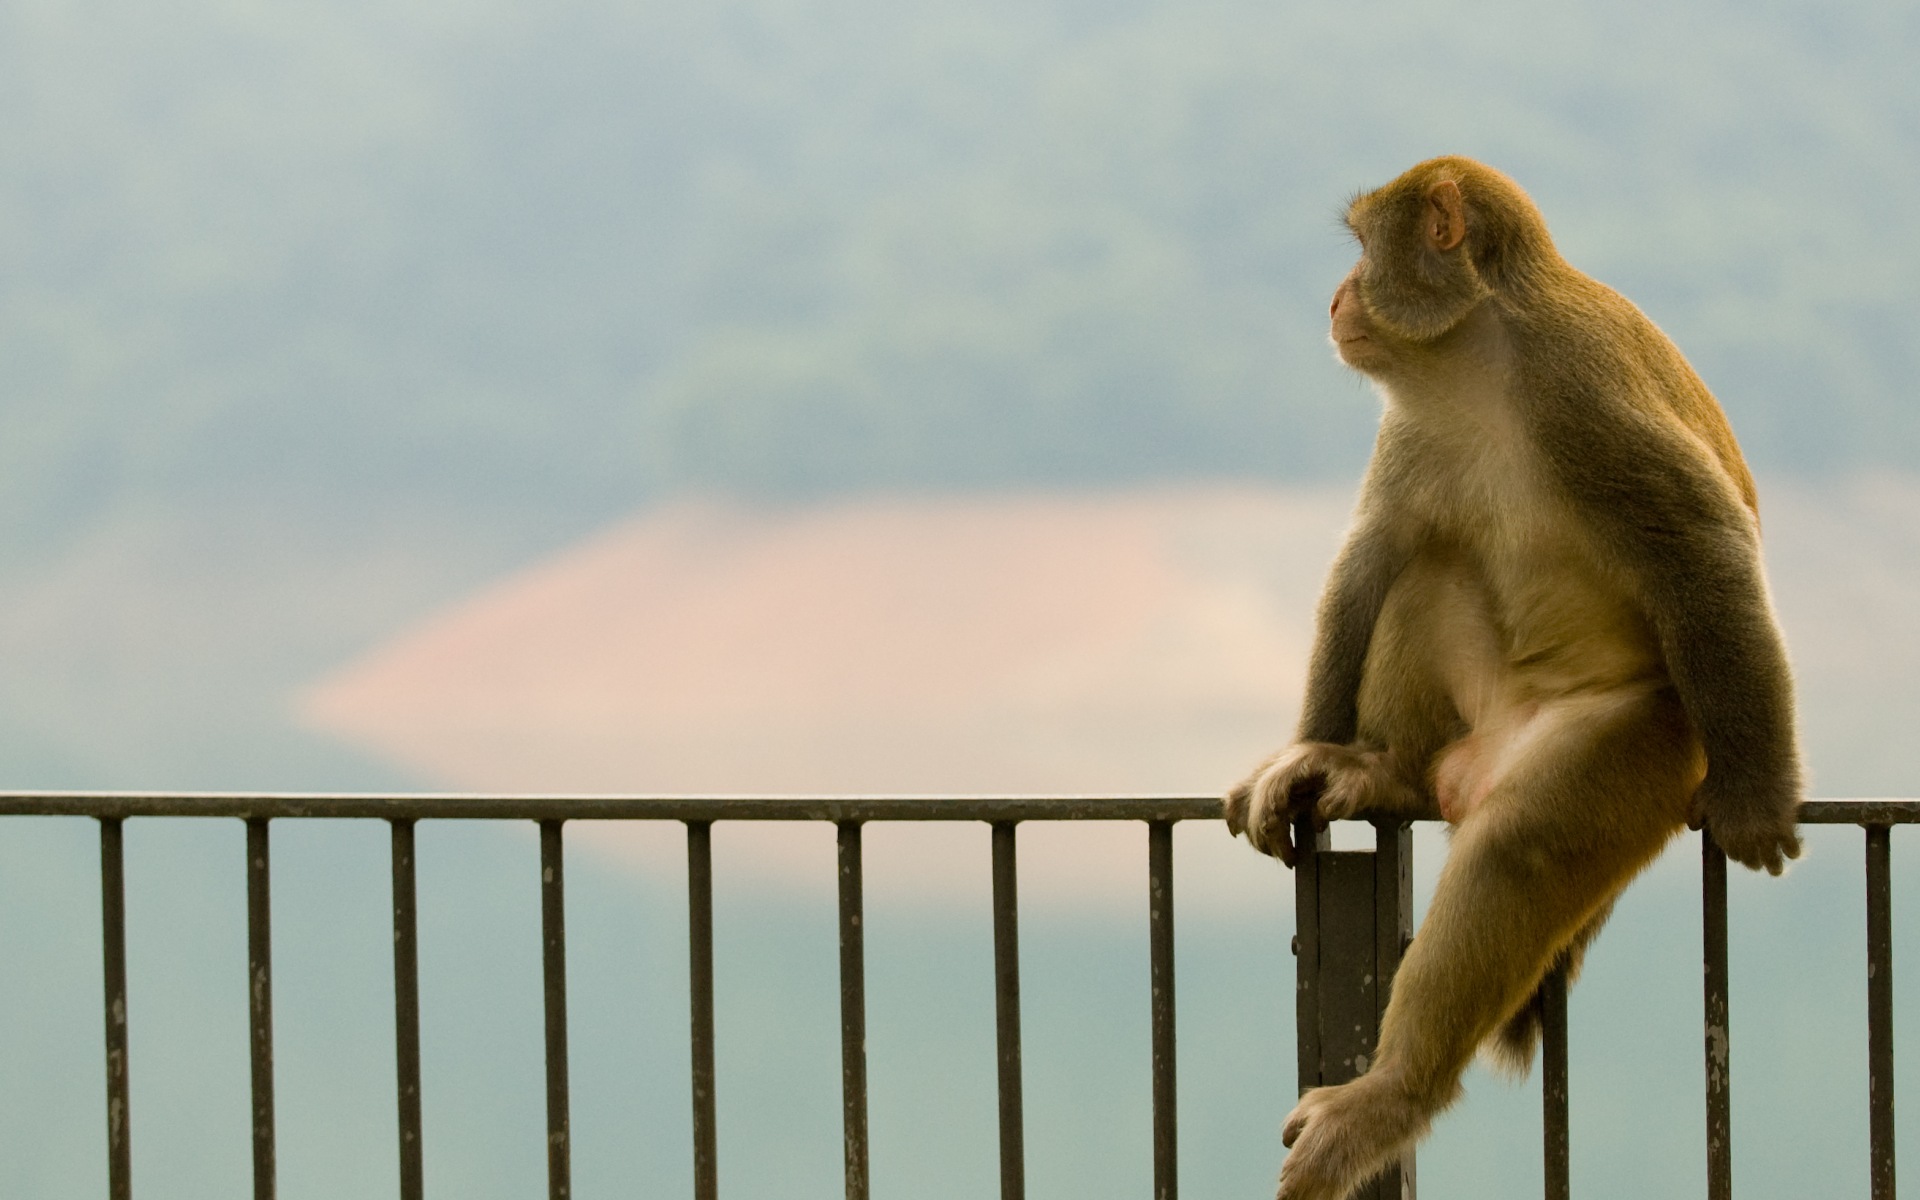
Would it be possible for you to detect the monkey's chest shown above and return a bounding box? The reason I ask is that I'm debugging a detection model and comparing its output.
[1457,515,1663,709]
[1393,423,1664,695]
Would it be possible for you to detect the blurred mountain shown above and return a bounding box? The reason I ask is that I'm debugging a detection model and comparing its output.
[294,477,1920,806]
[3,0,1918,562]
[298,486,1330,797]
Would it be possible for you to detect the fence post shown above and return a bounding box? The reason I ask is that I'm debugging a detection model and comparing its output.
[1293,819,1415,1200]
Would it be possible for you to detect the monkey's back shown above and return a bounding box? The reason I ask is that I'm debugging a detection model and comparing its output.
[1515,267,1760,520]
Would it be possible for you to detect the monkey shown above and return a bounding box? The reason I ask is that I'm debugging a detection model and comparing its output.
[1222,157,1803,1200]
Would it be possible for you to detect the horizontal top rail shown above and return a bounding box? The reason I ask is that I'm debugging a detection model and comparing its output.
[0,792,1223,822]
[0,792,1912,824]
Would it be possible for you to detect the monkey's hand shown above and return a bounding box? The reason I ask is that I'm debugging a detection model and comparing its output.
[1688,778,1804,876]
[1224,743,1418,867]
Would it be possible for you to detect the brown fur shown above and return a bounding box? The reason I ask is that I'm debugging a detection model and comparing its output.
[1222,157,1802,1200]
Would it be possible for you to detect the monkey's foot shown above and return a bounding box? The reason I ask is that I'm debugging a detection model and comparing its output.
[1275,1075,1431,1200]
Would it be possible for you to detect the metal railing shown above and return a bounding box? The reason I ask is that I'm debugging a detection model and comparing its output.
[0,792,1911,1200]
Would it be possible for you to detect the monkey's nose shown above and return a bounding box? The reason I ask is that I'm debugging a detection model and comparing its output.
[1330,291,1342,319]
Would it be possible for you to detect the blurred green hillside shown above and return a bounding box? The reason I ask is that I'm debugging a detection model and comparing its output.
[4,0,1918,562]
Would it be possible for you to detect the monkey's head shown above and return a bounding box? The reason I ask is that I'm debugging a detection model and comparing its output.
[1332,157,1555,371]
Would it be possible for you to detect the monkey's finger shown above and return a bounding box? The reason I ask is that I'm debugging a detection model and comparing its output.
[1769,835,1799,875]
[1223,786,1250,837]
[1245,794,1283,859]
[1284,774,1329,821]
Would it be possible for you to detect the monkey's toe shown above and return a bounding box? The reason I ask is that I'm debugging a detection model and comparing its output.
[1280,1101,1310,1149]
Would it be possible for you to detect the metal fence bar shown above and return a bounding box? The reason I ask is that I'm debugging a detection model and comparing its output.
[1866,825,1895,1200]
[246,817,277,1200]
[389,819,425,1200]
[1292,816,1325,1099]
[2,791,1909,824]
[837,821,871,1200]
[99,816,132,1200]
[1541,964,1569,1200]
[991,821,1026,1200]
[539,820,572,1200]
[8,793,1920,1200]
[687,820,718,1200]
[1147,820,1177,1200]
[1369,820,1415,1200]
[1702,831,1731,1200]
[0,793,1228,822]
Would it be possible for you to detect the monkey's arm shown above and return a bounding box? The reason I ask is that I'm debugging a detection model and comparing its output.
[1554,424,1803,874]
[1646,524,1802,873]
[1295,519,1412,743]
[1224,516,1413,864]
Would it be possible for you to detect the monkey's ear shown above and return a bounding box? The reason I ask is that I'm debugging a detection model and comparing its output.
[1425,180,1466,252]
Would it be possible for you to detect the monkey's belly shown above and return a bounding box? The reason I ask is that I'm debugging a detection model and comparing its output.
[1356,551,1676,822]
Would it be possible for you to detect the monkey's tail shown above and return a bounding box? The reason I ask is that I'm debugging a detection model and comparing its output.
[1481,899,1616,1078]
[1485,985,1548,1077]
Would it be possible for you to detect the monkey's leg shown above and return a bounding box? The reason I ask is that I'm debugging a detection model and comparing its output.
[1274,686,1695,1200]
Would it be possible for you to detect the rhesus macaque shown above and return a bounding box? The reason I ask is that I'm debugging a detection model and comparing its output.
[1223,157,1802,1200]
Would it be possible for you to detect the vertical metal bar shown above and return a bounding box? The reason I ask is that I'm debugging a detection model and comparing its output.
[246,817,277,1200]
[1372,821,1415,1200]
[1541,964,1570,1200]
[687,820,718,1200]
[991,821,1026,1200]
[837,821,870,1200]
[1702,830,1731,1200]
[539,820,571,1200]
[99,817,132,1200]
[1866,825,1895,1200]
[1148,820,1177,1200]
[390,819,425,1200]
[1313,849,1402,1200]
[1292,816,1330,1096]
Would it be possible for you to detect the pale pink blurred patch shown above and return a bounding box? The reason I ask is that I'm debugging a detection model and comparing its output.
[298,485,1357,909]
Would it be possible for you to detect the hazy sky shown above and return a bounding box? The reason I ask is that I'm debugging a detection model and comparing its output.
[3,0,1918,552]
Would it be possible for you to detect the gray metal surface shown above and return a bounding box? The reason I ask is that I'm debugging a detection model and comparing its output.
[1867,825,1896,1200]
[1148,820,1178,1200]
[98,817,131,1200]
[22,792,1916,1200]
[6,791,1906,822]
[686,820,718,1200]
[539,820,572,1199]
[1703,833,1731,1200]
[837,821,871,1200]
[991,821,1026,1200]
[1294,823,1413,1200]
[390,819,424,1200]
[246,818,276,1200]
[1542,966,1569,1200]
